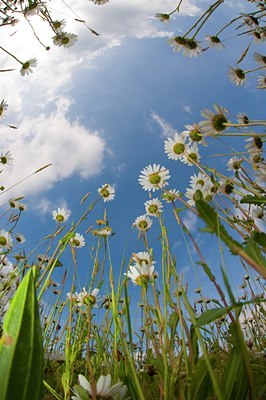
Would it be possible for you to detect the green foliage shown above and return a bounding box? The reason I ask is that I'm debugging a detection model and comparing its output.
[0,268,43,400]
[240,195,266,206]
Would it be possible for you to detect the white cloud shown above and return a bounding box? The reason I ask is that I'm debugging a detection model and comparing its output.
[1,98,105,200]
[150,111,176,138]
[182,210,198,232]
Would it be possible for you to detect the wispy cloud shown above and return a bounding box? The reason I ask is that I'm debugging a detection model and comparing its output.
[150,111,176,138]
[182,210,198,232]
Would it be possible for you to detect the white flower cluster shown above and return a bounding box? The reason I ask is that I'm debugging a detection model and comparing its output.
[125,251,157,287]
[67,287,100,307]
[72,374,128,400]
[185,172,216,206]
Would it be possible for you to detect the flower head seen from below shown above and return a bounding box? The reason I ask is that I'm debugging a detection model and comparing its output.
[15,233,25,244]
[228,67,246,86]
[181,143,201,166]
[0,151,13,166]
[132,215,152,233]
[155,13,170,23]
[257,75,266,89]
[144,198,163,216]
[205,35,224,49]
[20,58,37,76]
[237,112,249,125]
[72,374,128,400]
[168,36,202,57]
[88,0,109,5]
[0,100,8,118]
[69,233,85,248]
[227,156,243,172]
[125,252,157,287]
[0,230,13,250]
[138,164,170,192]
[52,19,66,32]
[24,2,45,17]
[98,184,115,202]
[253,52,266,66]
[76,288,101,307]
[164,132,188,161]
[161,188,180,203]
[199,104,229,136]
[52,207,71,223]
[52,32,78,48]
[182,124,206,145]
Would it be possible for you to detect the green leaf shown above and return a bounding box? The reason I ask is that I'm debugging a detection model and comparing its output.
[252,232,266,250]
[195,200,242,255]
[196,262,214,281]
[244,238,266,269]
[0,268,43,400]
[195,307,232,328]
[240,195,266,205]
[169,311,179,348]
[190,356,216,400]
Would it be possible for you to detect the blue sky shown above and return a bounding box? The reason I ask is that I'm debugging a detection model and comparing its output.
[1,0,265,308]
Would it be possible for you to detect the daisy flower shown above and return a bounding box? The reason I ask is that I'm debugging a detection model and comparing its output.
[15,233,25,244]
[131,251,156,267]
[205,35,224,49]
[52,207,71,223]
[245,136,263,152]
[252,206,265,220]
[189,172,212,190]
[125,256,156,286]
[182,124,206,145]
[168,36,202,57]
[242,14,259,28]
[253,52,266,66]
[164,132,188,160]
[69,233,85,248]
[20,58,37,76]
[185,187,212,206]
[249,29,266,44]
[237,112,249,125]
[138,164,170,192]
[199,104,229,136]
[155,13,170,23]
[96,227,112,237]
[52,19,66,32]
[72,374,128,400]
[24,2,45,17]
[249,149,263,165]
[168,36,187,53]
[161,188,180,203]
[228,67,246,86]
[0,100,8,118]
[144,198,163,216]
[76,287,101,307]
[97,184,115,202]
[132,215,152,232]
[16,202,28,211]
[227,156,243,171]
[66,291,78,302]
[181,143,201,166]
[257,75,266,89]
[254,163,266,184]
[88,0,109,4]
[0,151,13,166]
[52,32,78,48]
[0,229,13,250]
[183,39,202,58]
